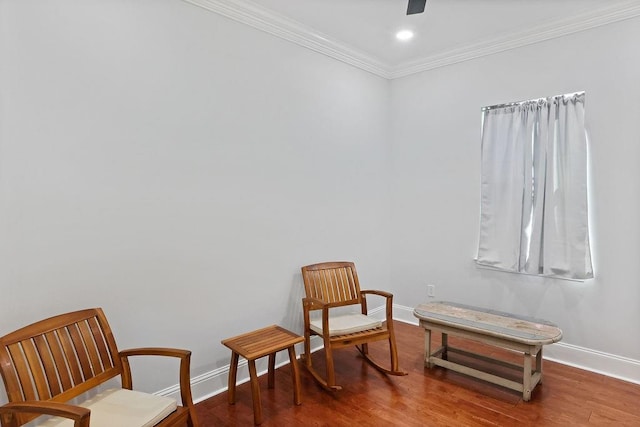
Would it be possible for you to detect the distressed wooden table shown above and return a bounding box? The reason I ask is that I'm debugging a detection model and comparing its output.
[413,301,562,401]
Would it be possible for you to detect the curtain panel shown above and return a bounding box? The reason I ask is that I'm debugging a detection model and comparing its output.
[476,92,593,280]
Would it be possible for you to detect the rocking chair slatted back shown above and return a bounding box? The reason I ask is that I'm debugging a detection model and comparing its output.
[301,262,361,307]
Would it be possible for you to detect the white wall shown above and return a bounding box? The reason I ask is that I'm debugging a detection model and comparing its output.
[390,16,640,369]
[0,0,391,399]
[2,0,639,405]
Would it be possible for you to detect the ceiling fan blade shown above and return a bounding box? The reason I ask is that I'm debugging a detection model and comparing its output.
[407,0,426,15]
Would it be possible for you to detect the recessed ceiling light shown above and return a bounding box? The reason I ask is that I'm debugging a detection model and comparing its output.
[396,30,414,41]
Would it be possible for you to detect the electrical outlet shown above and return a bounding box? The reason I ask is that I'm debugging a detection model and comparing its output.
[427,285,435,298]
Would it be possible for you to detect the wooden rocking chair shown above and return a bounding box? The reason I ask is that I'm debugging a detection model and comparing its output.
[301,261,407,391]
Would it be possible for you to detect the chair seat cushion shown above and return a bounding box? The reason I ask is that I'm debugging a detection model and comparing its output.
[310,313,382,336]
[36,388,177,427]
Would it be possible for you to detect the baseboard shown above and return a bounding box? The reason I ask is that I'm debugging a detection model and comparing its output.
[392,303,640,386]
[156,348,307,403]
[543,341,640,385]
[159,303,640,402]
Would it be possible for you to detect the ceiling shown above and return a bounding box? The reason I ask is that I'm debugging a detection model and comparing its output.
[185,0,640,78]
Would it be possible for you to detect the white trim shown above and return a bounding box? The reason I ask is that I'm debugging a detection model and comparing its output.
[155,364,227,403]
[161,303,640,403]
[390,1,640,78]
[182,0,640,79]
[155,346,308,403]
[544,342,640,386]
[181,0,390,78]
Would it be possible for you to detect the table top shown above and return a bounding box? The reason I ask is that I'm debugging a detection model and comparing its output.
[414,301,562,345]
[222,325,304,360]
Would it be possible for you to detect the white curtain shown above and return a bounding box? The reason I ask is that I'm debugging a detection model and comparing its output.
[476,92,593,280]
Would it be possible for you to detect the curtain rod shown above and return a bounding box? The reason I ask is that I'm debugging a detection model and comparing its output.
[481,91,585,112]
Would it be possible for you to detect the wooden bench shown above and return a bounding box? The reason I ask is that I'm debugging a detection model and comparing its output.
[413,301,562,401]
[0,308,199,427]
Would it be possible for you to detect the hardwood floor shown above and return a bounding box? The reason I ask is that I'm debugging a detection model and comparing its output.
[196,321,640,426]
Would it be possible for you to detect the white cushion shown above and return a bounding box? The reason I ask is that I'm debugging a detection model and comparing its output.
[310,313,382,336]
[35,389,177,427]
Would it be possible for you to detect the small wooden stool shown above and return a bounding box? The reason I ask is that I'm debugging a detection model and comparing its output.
[222,325,304,425]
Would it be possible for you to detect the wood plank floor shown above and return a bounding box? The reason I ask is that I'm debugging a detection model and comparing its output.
[195,321,640,426]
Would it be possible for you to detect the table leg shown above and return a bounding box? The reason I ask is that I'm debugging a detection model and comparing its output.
[268,353,276,389]
[228,352,239,405]
[248,359,262,425]
[424,328,432,368]
[442,333,449,360]
[536,346,543,384]
[288,346,302,405]
[523,351,532,401]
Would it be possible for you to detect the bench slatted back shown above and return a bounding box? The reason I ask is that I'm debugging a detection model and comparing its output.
[0,308,122,416]
[301,261,362,308]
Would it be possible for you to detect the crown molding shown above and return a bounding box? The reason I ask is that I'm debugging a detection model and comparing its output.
[390,1,640,78]
[183,0,640,80]
[182,0,392,79]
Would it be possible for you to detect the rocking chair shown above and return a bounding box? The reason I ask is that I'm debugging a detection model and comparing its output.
[301,261,407,391]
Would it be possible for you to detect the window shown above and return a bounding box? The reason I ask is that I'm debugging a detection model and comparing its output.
[476,92,593,280]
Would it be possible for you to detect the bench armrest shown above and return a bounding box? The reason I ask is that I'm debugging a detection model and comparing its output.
[0,401,90,427]
[302,297,328,310]
[118,347,195,410]
[120,347,191,359]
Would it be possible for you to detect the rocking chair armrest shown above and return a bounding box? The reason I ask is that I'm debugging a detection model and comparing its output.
[0,401,90,427]
[361,289,393,299]
[361,290,394,320]
[118,348,195,408]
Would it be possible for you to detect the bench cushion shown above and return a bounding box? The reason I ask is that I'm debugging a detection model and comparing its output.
[35,389,177,427]
[310,313,382,336]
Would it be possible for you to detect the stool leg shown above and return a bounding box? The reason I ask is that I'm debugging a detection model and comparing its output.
[248,359,262,425]
[288,346,302,405]
[268,352,276,389]
[228,352,239,405]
